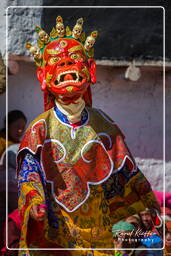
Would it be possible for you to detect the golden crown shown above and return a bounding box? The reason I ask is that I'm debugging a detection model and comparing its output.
[26,16,98,66]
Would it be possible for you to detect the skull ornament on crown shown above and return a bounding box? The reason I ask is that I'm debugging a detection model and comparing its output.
[39,30,49,44]
[56,16,65,38]
[26,16,98,109]
[35,26,50,45]
[84,31,98,51]
[25,42,42,65]
[72,18,83,39]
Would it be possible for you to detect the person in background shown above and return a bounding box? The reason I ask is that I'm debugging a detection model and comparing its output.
[153,191,171,211]
[164,221,171,255]
[139,209,154,232]
[165,230,171,255]
[0,110,27,235]
[112,221,147,256]
[1,209,21,256]
[0,110,27,158]
[138,209,163,255]
[125,215,141,230]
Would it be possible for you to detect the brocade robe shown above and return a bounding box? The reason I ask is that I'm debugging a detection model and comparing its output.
[17,106,160,255]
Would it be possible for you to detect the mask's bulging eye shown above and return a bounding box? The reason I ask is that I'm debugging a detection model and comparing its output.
[48,56,61,65]
[70,53,81,60]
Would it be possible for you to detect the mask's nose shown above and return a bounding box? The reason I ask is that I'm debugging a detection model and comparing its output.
[58,58,74,67]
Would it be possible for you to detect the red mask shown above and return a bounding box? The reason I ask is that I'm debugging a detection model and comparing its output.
[37,38,96,105]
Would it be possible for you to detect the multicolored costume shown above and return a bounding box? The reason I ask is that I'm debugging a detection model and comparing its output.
[17,16,160,256]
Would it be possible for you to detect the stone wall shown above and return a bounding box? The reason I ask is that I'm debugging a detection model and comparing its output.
[7,5,43,56]
[0,1,43,57]
[0,1,6,58]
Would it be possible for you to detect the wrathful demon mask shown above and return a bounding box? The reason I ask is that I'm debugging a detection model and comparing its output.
[26,16,98,109]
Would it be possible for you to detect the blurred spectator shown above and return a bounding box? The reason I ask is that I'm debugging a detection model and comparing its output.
[1,209,21,256]
[161,207,171,222]
[112,220,147,256]
[0,110,27,232]
[139,209,163,255]
[153,191,171,210]
[164,221,171,255]
[126,215,141,230]
[0,110,27,157]
[139,209,155,232]
[165,230,171,254]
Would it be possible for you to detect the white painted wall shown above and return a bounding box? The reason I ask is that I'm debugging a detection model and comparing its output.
[0,61,170,191]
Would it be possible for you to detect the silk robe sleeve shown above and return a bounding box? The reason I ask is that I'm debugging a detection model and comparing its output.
[18,153,46,249]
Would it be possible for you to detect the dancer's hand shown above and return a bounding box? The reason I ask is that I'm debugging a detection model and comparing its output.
[30,204,47,221]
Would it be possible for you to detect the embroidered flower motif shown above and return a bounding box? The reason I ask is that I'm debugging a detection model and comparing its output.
[80,203,92,216]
